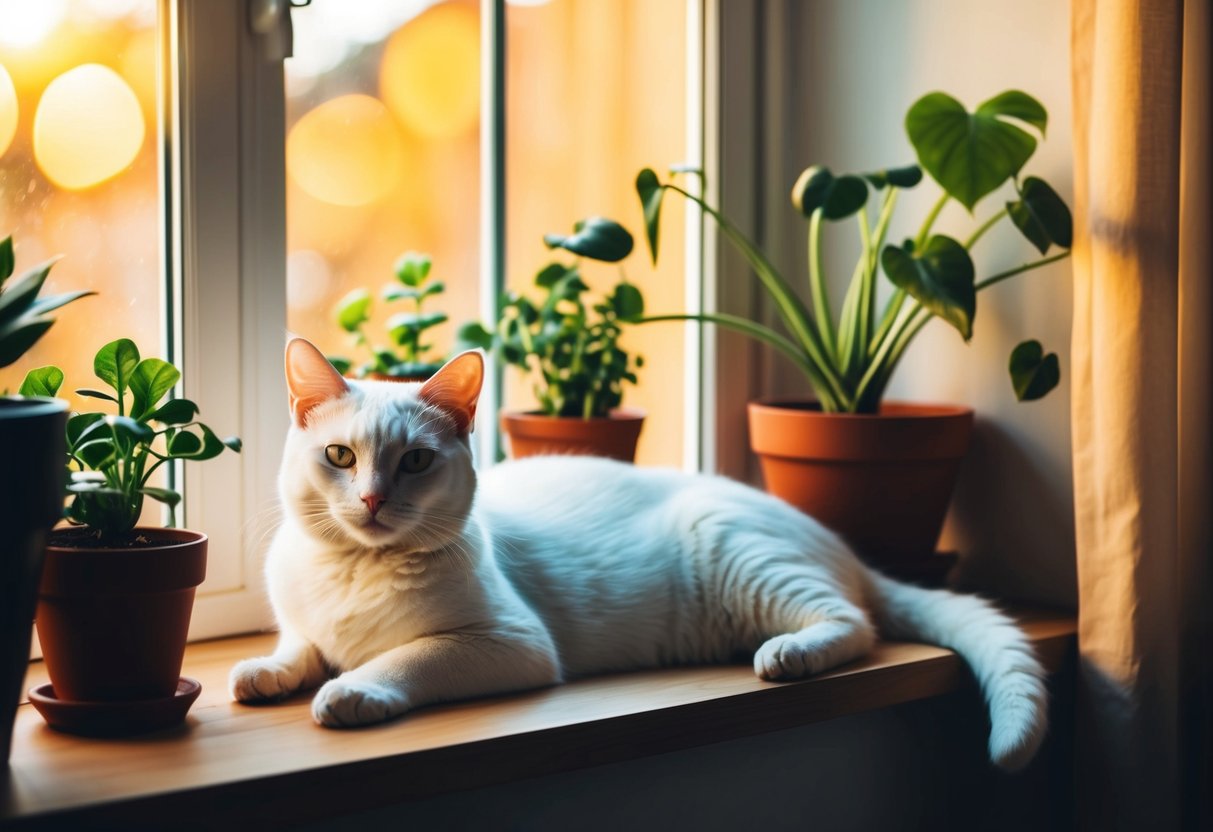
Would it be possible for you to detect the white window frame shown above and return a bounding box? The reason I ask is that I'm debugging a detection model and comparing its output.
[170,0,714,640]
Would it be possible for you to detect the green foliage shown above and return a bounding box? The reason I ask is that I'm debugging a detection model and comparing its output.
[21,339,240,540]
[0,235,93,369]
[460,218,644,419]
[329,251,450,379]
[637,89,1069,412]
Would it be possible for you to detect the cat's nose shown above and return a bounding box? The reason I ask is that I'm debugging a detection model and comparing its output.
[361,493,386,517]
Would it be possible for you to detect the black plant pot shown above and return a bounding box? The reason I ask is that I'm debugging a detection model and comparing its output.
[0,397,67,764]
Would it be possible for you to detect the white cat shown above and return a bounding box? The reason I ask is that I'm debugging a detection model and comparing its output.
[229,338,1048,771]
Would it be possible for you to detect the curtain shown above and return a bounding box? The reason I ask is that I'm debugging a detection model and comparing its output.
[1070,0,1211,829]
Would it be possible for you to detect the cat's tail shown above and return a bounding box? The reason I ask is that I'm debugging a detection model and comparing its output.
[860,567,1048,772]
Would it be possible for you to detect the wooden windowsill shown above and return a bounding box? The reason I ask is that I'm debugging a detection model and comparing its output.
[2,609,1076,829]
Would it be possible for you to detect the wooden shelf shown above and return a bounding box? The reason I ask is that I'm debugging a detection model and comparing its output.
[1,609,1076,829]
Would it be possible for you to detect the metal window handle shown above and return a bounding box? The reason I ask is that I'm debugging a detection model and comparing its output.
[249,0,305,61]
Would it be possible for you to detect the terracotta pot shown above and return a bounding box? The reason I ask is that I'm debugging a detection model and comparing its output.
[748,401,974,567]
[0,397,67,763]
[501,409,645,462]
[36,528,207,703]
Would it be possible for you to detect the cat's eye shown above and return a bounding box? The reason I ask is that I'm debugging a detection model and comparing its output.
[400,448,435,474]
[325,445,356,469]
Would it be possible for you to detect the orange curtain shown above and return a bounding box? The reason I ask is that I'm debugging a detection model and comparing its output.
[1070,0,1211,828]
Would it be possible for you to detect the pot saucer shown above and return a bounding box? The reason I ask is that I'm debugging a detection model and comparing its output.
[28,677,201,737]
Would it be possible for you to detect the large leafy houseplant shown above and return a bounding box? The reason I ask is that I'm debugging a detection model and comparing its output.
[0,235,90,761]
[637,90,1071,413]
[330,251,451,380]
[459,217,647,460]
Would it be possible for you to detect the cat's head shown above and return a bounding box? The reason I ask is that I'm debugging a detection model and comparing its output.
[279,337,483,551]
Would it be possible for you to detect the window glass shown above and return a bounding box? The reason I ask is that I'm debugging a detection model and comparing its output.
[504,0,688,467]
[285,0,481,380]
[0,0,161,406]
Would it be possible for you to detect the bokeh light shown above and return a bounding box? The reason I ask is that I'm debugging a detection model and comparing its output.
[379,3,480,139]
[0,0,67,50]
[0,64,16,158]
[34,63,145,190]
[286,93,405,206]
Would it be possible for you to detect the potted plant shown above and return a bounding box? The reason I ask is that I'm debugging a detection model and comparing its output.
[460,217,647,461]
[637,90,1071,565]
[328,251,451,381]
[0,235,91,761]
[19,339,240,736]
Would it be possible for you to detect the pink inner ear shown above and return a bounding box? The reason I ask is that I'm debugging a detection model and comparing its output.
[419,351,484,434]
[285,338,349,426]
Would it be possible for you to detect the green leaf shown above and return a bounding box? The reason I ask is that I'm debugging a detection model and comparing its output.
[544,217,634,263]
[75,439,116,470]
[106,414,154,444]
[864,164,923,190]
[636,168,665,265]
[0,317,52,368]
[76,387,119,403]
[906,90,1046,211]
[93,338,140,399]
[383,280,445,303]
[335,289,372,332]
[0,261,55,328]
[0,236,12,284]
[26,290,95,318]
[140,486,182,509]
[129,358,180,420]
[148,397,198,425]
[66,413,105,447]
[167,429,201,455]
[611,283,644,322]
[327,356,352,376]
[535,263,576,288]
[881,236,976,340]
[790,166,869,219]
[455,321,494,350]
[18,365,64,397]
[222,435,242,452]
[394,252,432,287]
[1007,176,1073,254]
[169,424,228,460]
[1009,339,1060,401]
[388,311,449,342]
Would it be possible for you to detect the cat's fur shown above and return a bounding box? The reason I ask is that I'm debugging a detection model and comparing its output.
[230,339,1048,771]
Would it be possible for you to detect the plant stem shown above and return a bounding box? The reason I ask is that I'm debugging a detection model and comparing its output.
[853,300,923,408]
[914,192,950,249]
[975,251,1070,290]
[964,207,1008,249]
[868,288,907,360]
[808,209,837,359]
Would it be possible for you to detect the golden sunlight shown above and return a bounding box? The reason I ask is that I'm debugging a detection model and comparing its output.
[0,64,16,158]
[379,3,480,140]
[286,93,405,207]
[0,0,67,50]
[33,63,144,190]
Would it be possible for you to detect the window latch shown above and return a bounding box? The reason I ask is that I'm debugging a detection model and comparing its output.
[250,0,310,61]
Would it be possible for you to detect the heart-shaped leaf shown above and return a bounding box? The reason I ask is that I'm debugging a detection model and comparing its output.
[1007,176,1073,254]
[168,424,230,460]
[93,338,140,399]
[544,217,634,263]
[906,90,1047,211]
[148,397,198,425]
[864,165,923,190]
[1009,339,1060,401]
[636,168,665,265]
[335,289,372,333]
[130,358,180,420]
[790,166,869,219]
[394,252,432,287]
[18,365,63,397]
[881,235,976,340]
[610,283,644,322]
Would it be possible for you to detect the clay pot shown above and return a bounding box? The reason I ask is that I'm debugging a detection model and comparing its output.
[748,401,973,567]
[36,528,207,703]
[0,396,67,763]
[501,409,645,462]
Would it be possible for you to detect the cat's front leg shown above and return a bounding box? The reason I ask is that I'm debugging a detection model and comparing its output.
[230,629,329,702]
[312,629,560,728]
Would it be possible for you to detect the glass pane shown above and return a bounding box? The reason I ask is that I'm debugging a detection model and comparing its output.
[285,0,481,380]
[0,0,161,406]
[504,0,688,467]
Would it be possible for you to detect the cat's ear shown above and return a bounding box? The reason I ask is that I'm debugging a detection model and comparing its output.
[285,337,350,427]
[418,350,483,435]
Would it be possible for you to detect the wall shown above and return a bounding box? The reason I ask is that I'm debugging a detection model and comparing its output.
[764,0,1077,606]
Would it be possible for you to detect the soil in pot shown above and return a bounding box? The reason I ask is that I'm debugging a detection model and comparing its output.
[748,401,973,567]
[36,527,207,707]
[502,409,645,462]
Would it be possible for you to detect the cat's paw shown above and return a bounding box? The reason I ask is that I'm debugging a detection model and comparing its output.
[753,634,817,681]
[230,657,309,702]
[311,677,409,728]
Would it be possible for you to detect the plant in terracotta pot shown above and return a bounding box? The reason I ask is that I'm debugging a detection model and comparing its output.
[459,217,647,461]
[0,235,91,761]
[637,90,1071,566]
[19,339,240,736]
[328,251,452,381]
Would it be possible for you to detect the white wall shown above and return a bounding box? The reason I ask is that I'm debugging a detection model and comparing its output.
[772,0,1076,605]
